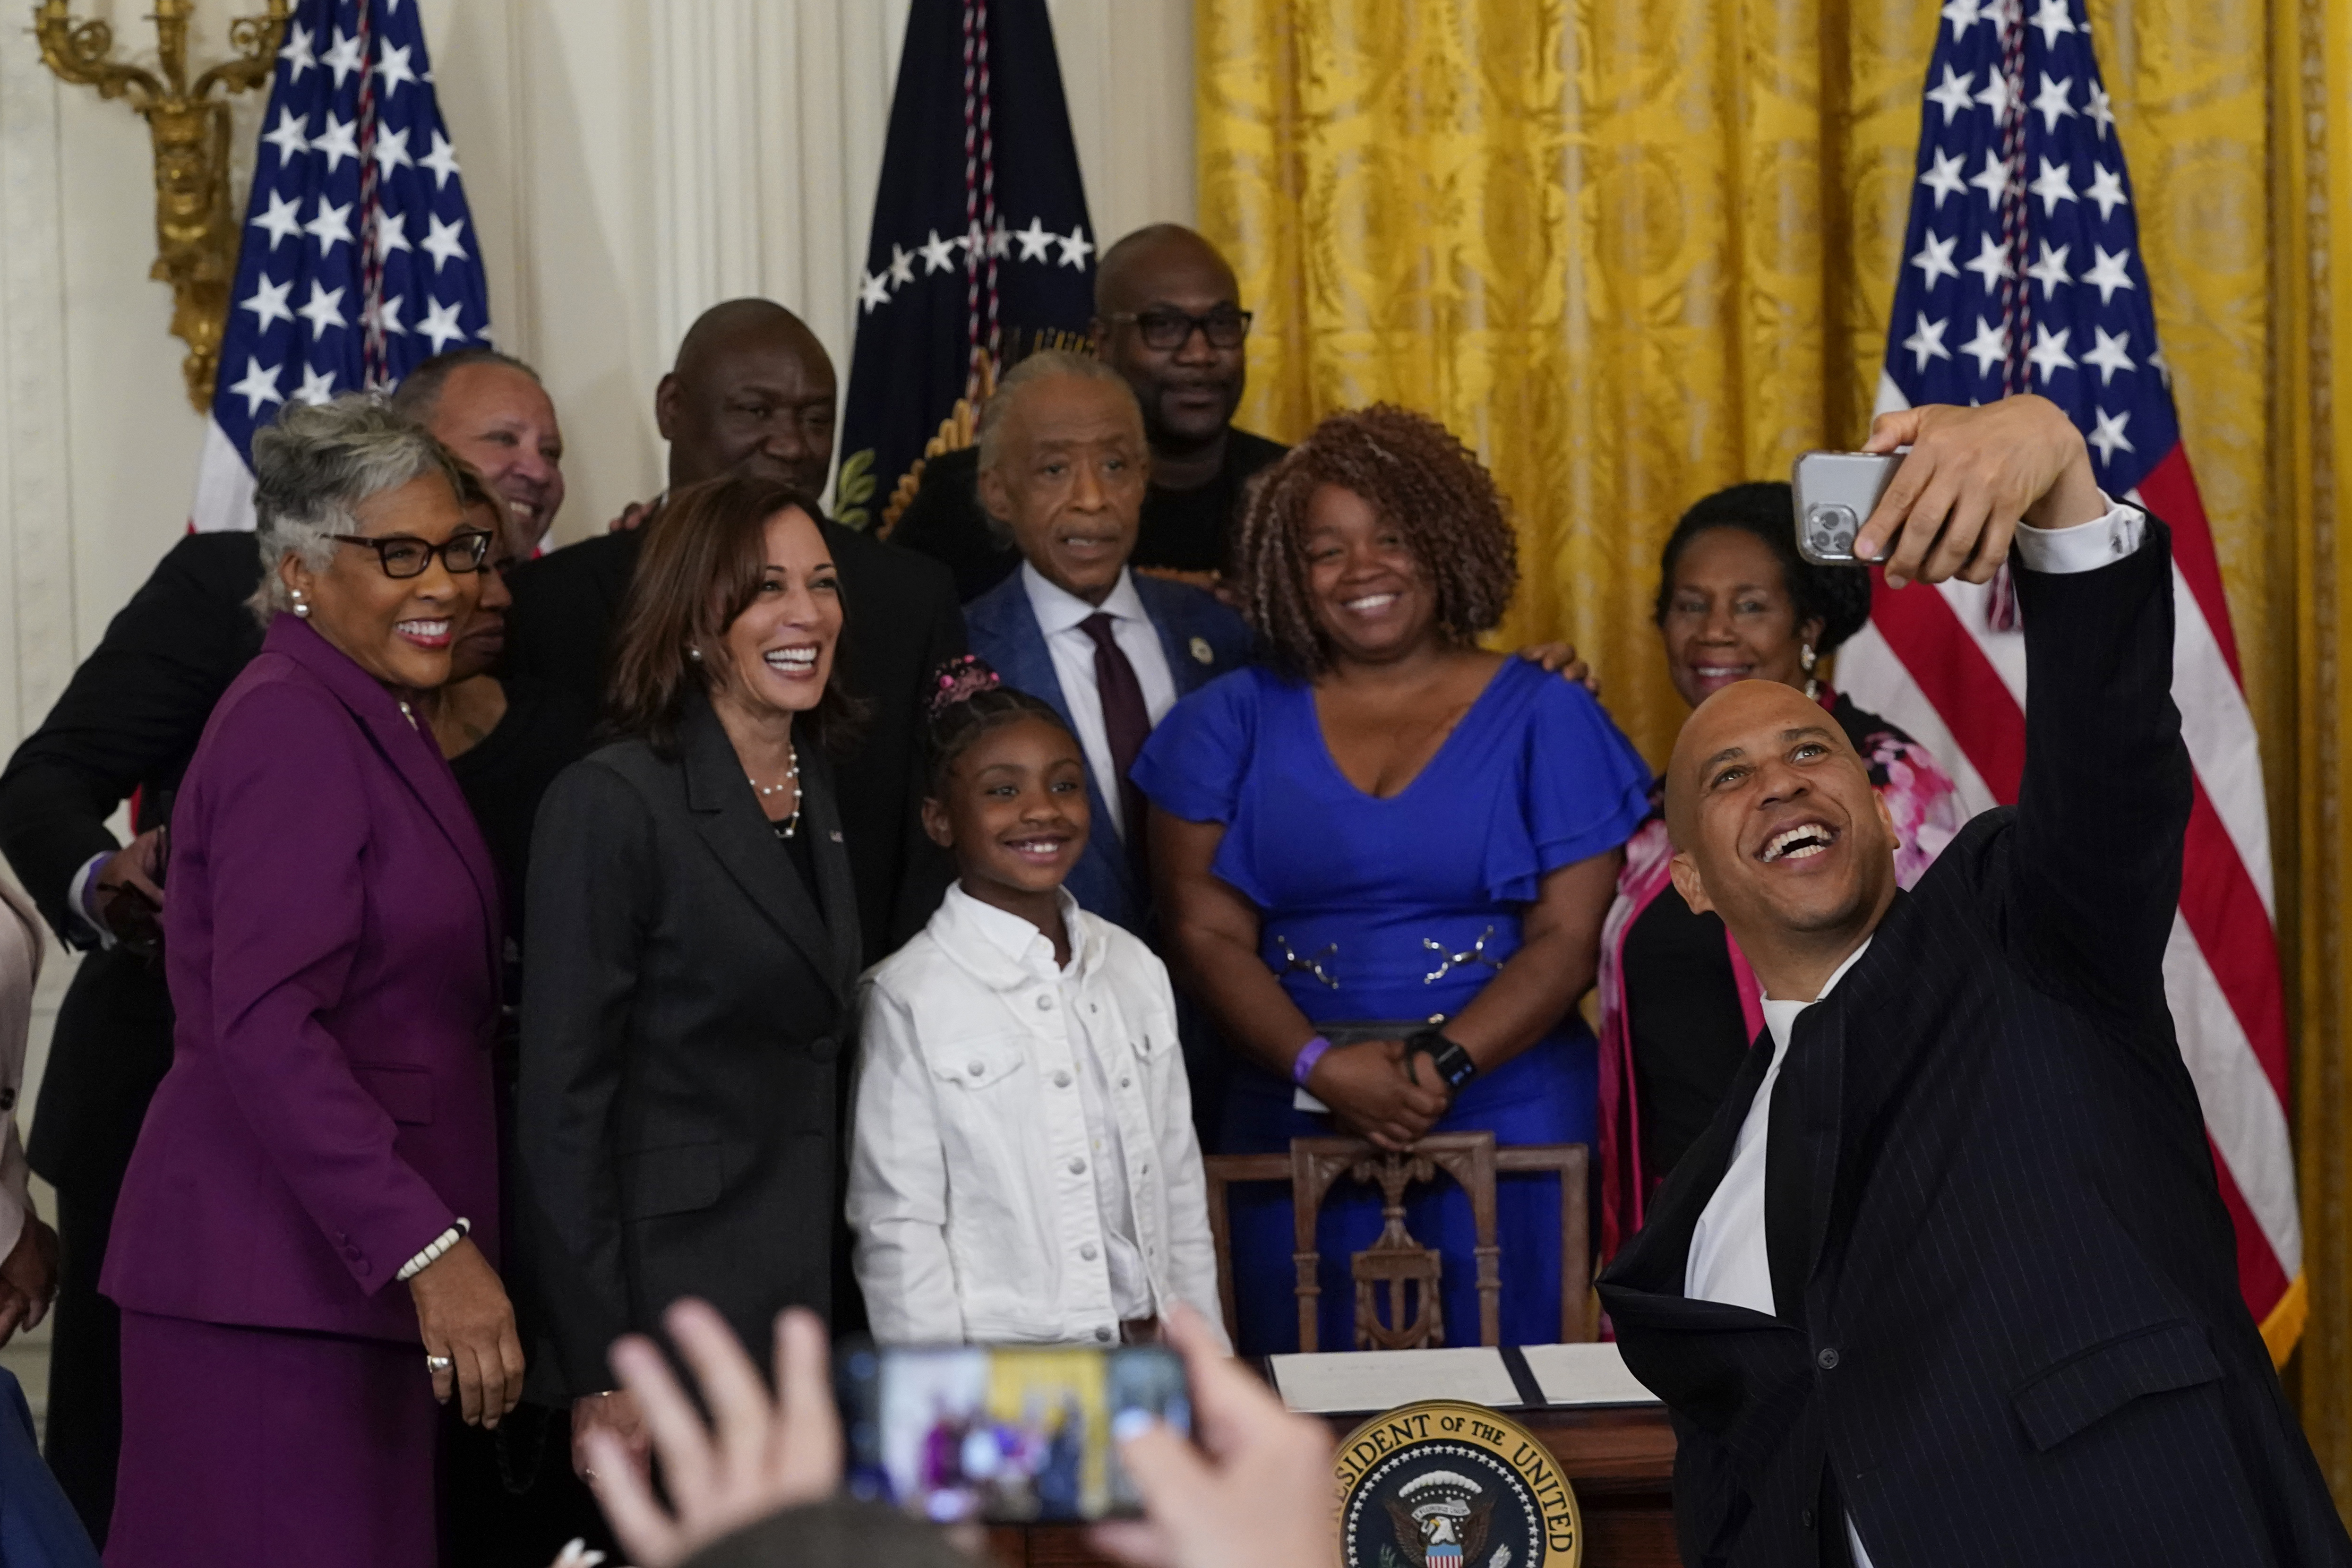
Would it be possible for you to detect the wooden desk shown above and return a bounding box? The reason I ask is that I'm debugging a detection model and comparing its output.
[987,1402,1677,1568]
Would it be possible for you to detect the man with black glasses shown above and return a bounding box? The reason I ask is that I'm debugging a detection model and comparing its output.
[891,224,1287,600]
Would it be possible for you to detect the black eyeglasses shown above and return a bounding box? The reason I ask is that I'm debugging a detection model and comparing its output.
[331,530,495,579]
[1108,307,1253,351]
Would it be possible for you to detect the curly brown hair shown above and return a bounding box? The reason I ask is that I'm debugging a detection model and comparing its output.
[1231,405,1519,678]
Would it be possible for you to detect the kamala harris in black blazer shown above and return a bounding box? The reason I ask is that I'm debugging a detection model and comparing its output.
[515,478,862,1414]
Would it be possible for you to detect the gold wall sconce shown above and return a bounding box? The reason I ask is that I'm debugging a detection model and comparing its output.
[35,0,291,412]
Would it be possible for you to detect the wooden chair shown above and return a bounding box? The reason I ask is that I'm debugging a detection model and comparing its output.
[1202,1131,1593,1351]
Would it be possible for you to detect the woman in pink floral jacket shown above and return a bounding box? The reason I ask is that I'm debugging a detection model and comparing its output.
[1595,483,1965,1265]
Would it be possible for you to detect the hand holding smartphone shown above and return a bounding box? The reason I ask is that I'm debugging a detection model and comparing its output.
[1800,400,2108,586]
[1791,450,1903,566]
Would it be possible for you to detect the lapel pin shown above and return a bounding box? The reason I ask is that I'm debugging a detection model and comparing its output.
[830,831,844,842]
[1189,635,1214,665]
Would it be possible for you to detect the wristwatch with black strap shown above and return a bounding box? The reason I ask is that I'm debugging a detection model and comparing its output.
[1405,1025,1479,1092]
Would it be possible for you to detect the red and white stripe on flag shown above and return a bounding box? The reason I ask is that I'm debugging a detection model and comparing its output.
[1840,375,2305,1360]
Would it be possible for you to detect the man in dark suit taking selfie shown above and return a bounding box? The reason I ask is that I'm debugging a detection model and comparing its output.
[1598,394,2352,1568]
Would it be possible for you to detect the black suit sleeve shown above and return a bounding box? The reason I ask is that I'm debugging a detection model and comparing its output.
[516,759,649,1397]
[503,535,634,713]
[885,448,1020,602]
[883,555,967,948]
[2005,517,2192,1023]
[0,535,263,942]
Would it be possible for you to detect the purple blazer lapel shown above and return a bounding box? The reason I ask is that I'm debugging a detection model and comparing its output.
[265,616,504,980]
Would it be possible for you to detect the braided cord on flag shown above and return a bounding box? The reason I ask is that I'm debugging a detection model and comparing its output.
[352,0,386,388]
[977,0,999,363]
[1983,2,2028,629]
[1996,2,2030,399]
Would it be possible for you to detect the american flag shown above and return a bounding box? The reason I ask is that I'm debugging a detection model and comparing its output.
[191,0,491,532]
[1838,0,2303,1353]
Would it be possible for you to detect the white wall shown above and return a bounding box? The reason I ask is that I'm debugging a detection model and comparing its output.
[0,0,1195,1130]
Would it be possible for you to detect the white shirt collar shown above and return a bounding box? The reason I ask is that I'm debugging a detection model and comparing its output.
[940,881,1093,982]
[1781,935,1873,1007]
[1021,561,1147,639]
[1758,935,1874,1057]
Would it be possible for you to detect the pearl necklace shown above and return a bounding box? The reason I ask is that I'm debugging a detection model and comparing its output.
[748,745,801,840]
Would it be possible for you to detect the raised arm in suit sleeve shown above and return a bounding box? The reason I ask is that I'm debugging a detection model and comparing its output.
[516,759,652,1395]
[843,982,965,1345]
[197,684,459,1287]
[2006,507,2193,1021]
[0,536,261,941]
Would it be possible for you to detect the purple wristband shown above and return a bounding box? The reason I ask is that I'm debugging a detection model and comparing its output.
[1291,1035,1333,1087]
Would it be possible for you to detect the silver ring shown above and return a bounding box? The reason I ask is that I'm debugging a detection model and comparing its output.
[426,1354,454,1373]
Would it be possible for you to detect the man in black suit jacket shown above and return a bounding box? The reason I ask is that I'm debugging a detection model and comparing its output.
[1597,395,2350,1567]
[0,350,567,1542]
[503,300,961,965]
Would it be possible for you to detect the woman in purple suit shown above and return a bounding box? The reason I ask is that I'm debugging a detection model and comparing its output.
[100,398,525,1568]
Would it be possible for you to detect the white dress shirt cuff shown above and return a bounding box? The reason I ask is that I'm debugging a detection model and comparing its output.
[2012,495,2145,575]
[67,852,114,950]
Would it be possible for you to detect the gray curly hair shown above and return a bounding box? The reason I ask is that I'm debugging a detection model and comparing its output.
[973,348,1136,477]
[246,394,472,622]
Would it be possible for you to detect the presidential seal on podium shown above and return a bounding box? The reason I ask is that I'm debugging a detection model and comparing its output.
[1335,1401,1581,1568]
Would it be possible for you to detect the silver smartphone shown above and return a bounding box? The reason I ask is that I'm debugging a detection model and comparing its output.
[1791,450,1903,566]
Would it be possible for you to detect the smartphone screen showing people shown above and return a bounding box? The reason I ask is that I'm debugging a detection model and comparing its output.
[837,1340,1189,1524]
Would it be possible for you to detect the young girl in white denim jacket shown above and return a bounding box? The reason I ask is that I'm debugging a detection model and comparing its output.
[847,659,1226,1348]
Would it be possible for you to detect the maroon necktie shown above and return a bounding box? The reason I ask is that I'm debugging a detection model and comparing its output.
[1079,612,1151,849]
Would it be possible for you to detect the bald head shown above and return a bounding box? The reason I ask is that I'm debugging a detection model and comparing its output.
[1665,680,1860,845]
[1090,225,1247,457]
[1663,679,1899,994]
[657,299,838,494]
[1094,224,1238,317]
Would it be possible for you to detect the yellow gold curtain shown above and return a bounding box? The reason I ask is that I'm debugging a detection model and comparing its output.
[1199,0,2352,1498]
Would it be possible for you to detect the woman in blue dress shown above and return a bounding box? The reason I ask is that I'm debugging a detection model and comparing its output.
[1133,405,1650,1354]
